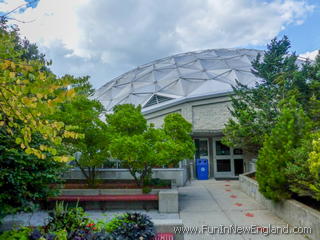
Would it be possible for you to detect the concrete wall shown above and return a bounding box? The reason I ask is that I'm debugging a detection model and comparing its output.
[53,189,179,214]
[148,110,181,128]
[239,172,320,240]
[63,168,188,187]
[143,95,231,131]
[192,101,232,130]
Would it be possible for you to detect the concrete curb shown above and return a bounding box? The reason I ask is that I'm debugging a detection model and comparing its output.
[159,190,179,213]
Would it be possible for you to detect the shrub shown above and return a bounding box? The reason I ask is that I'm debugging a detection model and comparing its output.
[285,133,320,201]
[45,202,90,233]
[256,99,311,201]
[0,131,65,221]
[0,228,68,240]
[142,187,152,194]
[110,213,155,240]
[0,210,155,240]
[97,213,128,233]
[29,228,67,240]
[68,228,111,240]
[0,227,31,240]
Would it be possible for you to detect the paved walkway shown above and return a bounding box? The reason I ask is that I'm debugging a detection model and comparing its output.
[179,179,309,240]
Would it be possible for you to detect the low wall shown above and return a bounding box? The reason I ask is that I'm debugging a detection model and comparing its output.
[63,168,188,187]
[239,172,320,240]
[52,189,179,213]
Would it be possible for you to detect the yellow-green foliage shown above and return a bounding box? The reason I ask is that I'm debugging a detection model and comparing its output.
[0,25,82,162]
[285,134,320,201]
[309,132,320,178]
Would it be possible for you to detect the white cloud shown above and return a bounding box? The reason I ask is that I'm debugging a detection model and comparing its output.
[300,49,319,60]
[0,0,315,88]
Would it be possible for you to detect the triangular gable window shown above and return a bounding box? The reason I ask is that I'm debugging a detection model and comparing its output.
[143,94,173,108]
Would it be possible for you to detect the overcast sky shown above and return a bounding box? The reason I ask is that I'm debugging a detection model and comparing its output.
[0,0,319,88]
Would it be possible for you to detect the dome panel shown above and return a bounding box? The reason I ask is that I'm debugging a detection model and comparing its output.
[181,70,209,80]
[133,83,156,94]
[174,54,197,66]
[135,65,154,79]
[159,80,186,96]
[225,56,253,69]
[199,59,230,70]
[189,80,232,96]
[94,48,265,111]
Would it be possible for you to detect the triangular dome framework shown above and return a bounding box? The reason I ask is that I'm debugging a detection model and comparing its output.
[94,48,266,112]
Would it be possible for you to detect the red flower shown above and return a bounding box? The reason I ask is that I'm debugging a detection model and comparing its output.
[87,223,95,227]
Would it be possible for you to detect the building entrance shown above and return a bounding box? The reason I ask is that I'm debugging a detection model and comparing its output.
[213,140,244,178]
[194,138,210,177]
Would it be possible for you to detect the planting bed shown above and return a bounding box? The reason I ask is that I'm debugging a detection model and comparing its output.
[240,172,320,240]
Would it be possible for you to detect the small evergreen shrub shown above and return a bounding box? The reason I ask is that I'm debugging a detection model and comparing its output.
[256,99,311,201]
[286,133,320,201]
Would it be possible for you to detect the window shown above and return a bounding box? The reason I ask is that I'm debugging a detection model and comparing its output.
[144,94,173,108]
[195,139,208,159]
[233,148,243,155]
[216,141,230,155]
[217,159,231,172]
[234,159,244,176]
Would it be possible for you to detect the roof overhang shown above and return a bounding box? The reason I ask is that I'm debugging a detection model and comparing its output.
[142,90,234,115]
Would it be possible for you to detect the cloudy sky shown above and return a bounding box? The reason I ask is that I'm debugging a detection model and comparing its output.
[0,0,319,88]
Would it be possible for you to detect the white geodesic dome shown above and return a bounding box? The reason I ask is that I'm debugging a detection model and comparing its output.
[94,48,264,112]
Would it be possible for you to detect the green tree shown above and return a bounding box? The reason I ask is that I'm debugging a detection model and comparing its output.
[222,36,298,154]
[163,113,195,166]
[256,99,312,200]
[0,20,82,221]
[106,104,147,136]
[284,54,320,201]
[52,77,110,186]
[109,130,158,187]
[107,105,194,187]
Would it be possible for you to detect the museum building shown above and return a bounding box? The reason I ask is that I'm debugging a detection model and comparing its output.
[94,48,264,180]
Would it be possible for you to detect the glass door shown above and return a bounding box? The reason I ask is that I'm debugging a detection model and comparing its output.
[214,140,244,178]
[194,138,210,177]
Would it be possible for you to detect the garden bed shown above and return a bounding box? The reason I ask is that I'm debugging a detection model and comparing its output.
[0,204,160,240]
[239,172,320,240]
[292,195,320,212]
[243,172,320,212]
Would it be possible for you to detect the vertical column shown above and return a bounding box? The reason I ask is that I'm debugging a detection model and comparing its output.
[208,137,214,178]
